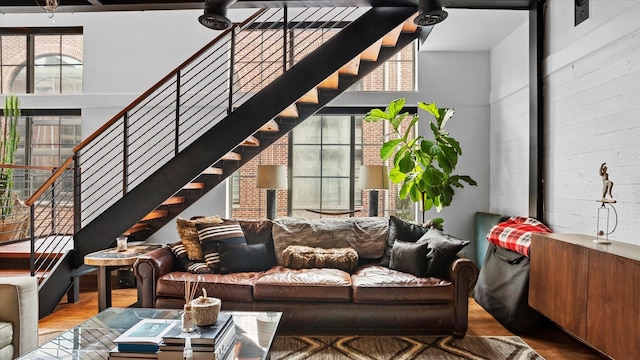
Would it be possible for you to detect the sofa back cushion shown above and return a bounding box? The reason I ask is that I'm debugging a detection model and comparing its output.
[272,217,388,265]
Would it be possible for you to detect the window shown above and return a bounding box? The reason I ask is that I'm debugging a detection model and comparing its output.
[0,28,83,94]
[229,111,414,219]
[290,115,357,216]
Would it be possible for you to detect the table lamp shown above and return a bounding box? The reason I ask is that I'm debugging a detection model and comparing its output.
[359,165,389,217]
[256,165,287,220]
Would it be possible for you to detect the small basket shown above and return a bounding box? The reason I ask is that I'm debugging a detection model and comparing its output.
[189,297,221,326]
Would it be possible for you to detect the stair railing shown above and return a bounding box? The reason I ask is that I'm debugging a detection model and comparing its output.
[23,6,368,280]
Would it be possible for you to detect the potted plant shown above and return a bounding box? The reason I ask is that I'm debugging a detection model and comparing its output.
[0,95,27,242]
[364,98,477,225]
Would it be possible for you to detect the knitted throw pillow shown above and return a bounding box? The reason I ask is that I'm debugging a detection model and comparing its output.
[176,215,223,261]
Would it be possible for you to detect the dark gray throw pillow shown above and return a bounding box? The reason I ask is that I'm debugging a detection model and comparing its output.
[381,216,430,267]
[418,228,470,280]
[218,242,273,274]
[389,240,430,277]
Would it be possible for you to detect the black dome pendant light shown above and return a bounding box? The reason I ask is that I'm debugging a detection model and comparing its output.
[199,0,235,30]
[414,0,449,26]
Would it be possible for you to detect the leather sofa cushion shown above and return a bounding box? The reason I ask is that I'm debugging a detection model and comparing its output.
[351,265,454,304]
[157,272,262,302]
[254,266,352,301]
[272,217,388,264]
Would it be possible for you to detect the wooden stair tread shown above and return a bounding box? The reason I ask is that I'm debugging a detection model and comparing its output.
[162,196,185,206]
[183,182,205,190]
[318,71,340,90]
[259,120,279,132]
[241,135,260,147]
[141,210,168,221]
[402,13,419,33]
[221,152,241,161]
[125,223,149,235]
[278,104,299,118]
[361,39,383,61]
[382,24,404,47]
[339,56,361,76]
[202,167,223,175]
[297,88,319,104]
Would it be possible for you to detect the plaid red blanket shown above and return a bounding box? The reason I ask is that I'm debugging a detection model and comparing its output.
[487,216,551,257]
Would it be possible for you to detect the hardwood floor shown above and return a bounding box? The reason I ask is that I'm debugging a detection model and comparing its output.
[37,273,605,359]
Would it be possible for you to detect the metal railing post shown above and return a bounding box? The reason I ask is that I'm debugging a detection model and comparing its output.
[175,70,181,155]
[228,31,235,115]
[123,113,129,195]
[73,154,82,235]
[29,203,35,276]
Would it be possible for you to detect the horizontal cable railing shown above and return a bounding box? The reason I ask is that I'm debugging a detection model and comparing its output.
[0,164,73,281]
[22,6,368,280]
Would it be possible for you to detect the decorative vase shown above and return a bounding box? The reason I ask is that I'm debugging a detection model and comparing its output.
[181,304,196,333]
[190,296,221,326]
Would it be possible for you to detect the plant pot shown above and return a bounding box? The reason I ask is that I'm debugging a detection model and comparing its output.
[189,297,221,326]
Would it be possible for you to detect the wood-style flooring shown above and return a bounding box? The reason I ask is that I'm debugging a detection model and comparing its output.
[37,273,605,360]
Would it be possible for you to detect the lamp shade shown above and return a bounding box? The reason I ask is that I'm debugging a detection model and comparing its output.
[256,165,287,189]
[360,165,390,190]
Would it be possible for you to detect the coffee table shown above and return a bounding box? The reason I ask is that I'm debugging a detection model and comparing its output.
[19,308,281,360]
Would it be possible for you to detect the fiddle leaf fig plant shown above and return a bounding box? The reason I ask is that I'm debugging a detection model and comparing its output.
[364,98,476,221]
[1,95,21,220]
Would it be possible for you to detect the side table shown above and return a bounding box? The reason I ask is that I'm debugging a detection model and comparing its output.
[84,242,162,311]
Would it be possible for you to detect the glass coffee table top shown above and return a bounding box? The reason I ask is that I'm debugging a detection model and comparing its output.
[20,307,281,360]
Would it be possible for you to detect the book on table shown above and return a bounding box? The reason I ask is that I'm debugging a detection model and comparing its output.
[113,318,179,353]
[108,348,159,359]
[161,312,233,346]
[157,322,237,360]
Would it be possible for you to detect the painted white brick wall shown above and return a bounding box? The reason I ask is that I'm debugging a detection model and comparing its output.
[544,1,640,245]
[489,21,529,217]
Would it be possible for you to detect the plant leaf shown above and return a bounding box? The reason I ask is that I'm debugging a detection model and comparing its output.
[444,136,462,155]
[387,98,406,117]
[439,107,455,129]
[418,102,440,120]
[458,175,478,186]
[389,167,406,183]
[364,108,391,122]
[380,139,403,160]
[398,153,414,173]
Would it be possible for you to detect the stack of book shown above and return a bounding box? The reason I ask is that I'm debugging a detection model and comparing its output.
[157,313,236,360]
[109,318,178,359]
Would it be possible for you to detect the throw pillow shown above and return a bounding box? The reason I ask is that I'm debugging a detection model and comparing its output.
[176,215,223,260]
[237,219,277,268]
[381,216,431,267]
[196,220,247,273]
[168,242,211,274]
[282,245,359,273]
[388,240,430,277]
[417,228,470,280]
[218,242,273,274]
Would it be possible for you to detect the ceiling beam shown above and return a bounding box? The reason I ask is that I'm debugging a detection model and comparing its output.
[0,0,534,14]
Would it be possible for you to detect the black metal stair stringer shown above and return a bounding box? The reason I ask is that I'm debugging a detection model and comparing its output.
[73,6,419,265]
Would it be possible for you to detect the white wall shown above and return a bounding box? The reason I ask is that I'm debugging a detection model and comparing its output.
[489,21,529,216]
[543,0,640,245]
[418,51,491,258]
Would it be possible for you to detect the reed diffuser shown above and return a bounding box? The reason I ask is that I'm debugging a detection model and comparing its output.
[181,279,199,333]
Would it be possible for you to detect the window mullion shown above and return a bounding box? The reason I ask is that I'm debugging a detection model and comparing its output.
[27,34,35,93]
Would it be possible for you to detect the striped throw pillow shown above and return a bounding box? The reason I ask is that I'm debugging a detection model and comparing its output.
[168,242,211,274]
[196,220,247,273]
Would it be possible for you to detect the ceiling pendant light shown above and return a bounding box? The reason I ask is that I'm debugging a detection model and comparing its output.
[199,0,234,30]
[414,0,449,26]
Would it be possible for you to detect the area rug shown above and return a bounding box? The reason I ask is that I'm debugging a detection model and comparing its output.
[268,335,544,360]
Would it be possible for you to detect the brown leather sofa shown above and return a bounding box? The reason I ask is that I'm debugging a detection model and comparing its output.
[133,217,478,336]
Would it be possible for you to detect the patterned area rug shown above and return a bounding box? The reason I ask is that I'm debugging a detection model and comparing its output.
[269,335,544,360]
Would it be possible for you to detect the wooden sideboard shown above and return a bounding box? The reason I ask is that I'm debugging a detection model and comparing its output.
[529,233,640,360]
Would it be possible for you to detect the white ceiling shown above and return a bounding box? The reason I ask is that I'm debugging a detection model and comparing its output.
[419,8,529,51]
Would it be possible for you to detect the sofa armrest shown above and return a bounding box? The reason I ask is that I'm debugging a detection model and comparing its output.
[449,256,479,337]
[0,277,38,357]
[133,246,176,308]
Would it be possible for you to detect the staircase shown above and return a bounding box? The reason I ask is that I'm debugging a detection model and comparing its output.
[18,5,420,316]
